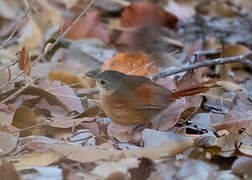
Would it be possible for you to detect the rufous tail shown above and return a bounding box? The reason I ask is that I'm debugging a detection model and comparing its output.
[170,80,219,101]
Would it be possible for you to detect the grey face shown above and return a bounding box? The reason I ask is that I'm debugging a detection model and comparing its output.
[95,70,126,91]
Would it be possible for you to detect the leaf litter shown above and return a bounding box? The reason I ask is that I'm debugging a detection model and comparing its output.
[0,0,252,179]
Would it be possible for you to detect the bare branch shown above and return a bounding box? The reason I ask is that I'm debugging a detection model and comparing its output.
[0,8,30,49]
[0,79,32,104]
[0,0,94,92]
[0,71,22,90]
[151,52,252,81]
[32,0,95,66]
[0,60,18,72]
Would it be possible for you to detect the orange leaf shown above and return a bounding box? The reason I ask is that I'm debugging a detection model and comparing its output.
[18,46,31,75]
[101,52,159,76]
[24,53,31,76]
[18,46,26,70]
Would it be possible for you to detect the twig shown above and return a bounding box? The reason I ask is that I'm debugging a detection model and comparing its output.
[0,71,23,90]
[0,0,94,91]
[193,49,222,56]
[0,60,18,72]
[151,52,252,81]
[0,8,30,49]
[0,79,32,104]
[32,0,94,66]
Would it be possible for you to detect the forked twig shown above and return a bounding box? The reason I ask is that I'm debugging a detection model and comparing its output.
[32,0,95,65]
[151,52,252,81]
[0,0,94,103]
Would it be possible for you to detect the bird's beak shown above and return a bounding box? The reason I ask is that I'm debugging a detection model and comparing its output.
[85,69,100,79]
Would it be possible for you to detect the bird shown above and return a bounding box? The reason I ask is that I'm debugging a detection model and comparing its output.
[86,70,217,126]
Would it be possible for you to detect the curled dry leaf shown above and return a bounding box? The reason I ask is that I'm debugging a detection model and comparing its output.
[102,52,159,76]
[121,1,178,30]
[18,46,31,76]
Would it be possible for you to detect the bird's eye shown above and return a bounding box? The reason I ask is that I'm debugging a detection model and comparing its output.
[99,79,107,86]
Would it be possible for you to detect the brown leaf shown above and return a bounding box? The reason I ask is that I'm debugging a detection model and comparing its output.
[48,71,91,88]
[0,159,20,180]
[18,46,31,75]
[121,2,178,30]
[12,105,37,129]
[18,46,26,70]
[12,105,42,137]
[59,11,111,43]
[73,106,100,119]
[217,44,252,80]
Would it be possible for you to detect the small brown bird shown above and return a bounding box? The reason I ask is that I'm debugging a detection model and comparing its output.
[87,70,217,126]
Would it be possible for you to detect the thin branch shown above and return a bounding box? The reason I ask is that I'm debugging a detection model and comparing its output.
[32,0,95,66]
[0,60,18,72]
[151,52,252,81]
[0,0,94,91]
[0,79,32,104]
[0,8,30,49]
[0,71,23,90]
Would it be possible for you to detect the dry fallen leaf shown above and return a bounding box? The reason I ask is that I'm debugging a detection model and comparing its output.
[38,80,83,113]
[18,46,31,76]
[50,140,194,163]
[49,117,96,129]
[12,105,39,137]
[102,52,159,76]
[232,157,252,177]
[14,151,61,170]
[196,1,241,18]
[0,159,20,180]
[60,11,111,43]
[217,44,252,80]
[48,71,91,88]
[121,1,178,30]
[0,131,18,156]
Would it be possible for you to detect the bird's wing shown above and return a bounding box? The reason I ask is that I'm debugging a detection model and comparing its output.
[122,81,171,110]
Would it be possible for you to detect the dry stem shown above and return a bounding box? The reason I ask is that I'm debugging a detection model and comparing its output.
[0,0,94,103]
[0,8,30,49]
[151,52,252,81]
